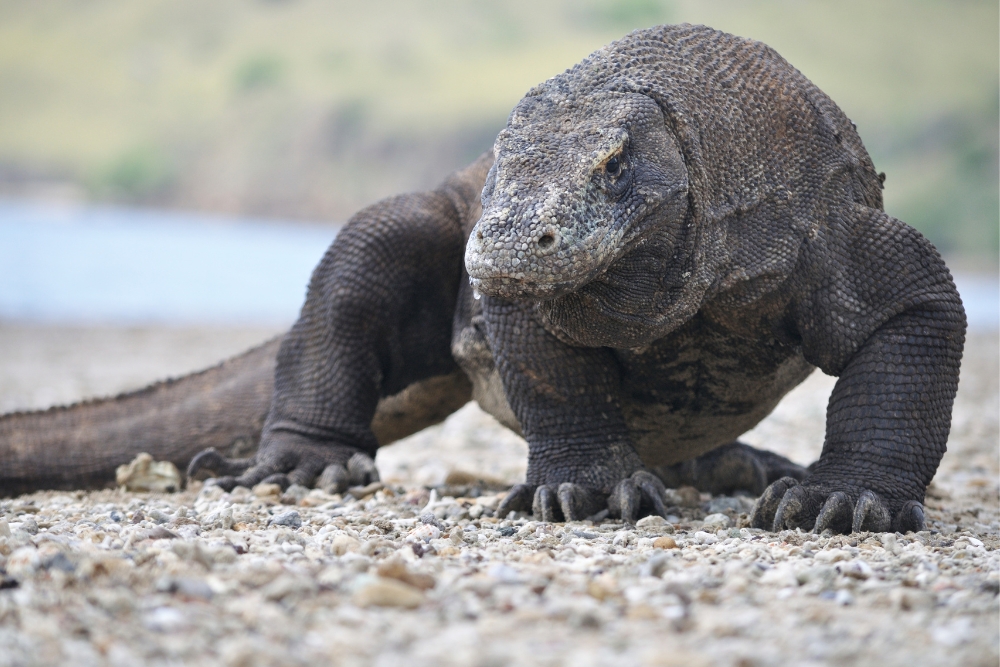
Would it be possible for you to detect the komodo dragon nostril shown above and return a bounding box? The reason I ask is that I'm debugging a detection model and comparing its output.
[538,233,555,249]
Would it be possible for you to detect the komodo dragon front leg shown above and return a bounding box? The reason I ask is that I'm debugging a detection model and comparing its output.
[752,306,963,533]
[752,205,965,533]
[483,298,667,522]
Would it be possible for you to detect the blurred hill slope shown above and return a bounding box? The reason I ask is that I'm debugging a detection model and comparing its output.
[0,0,995,258]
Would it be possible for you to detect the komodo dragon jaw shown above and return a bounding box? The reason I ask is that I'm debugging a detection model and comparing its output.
[465,91,689,303]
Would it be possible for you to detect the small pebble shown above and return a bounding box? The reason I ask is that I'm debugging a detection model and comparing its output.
[147,526,179,540]
[693,531,718,545]
[880,532,899,555]
[653,536,678,549]
[409,523,440,542]
[157,576,214,600]
[814,548,850,563]
[252,483,282,498]
[376,556,435,590]
[115,453,182,493]
[144,607,187,632]
[701,513,731,530]
[42,552,75,573]
[664,486,701,508]
[148,509,171,524]
[280,484,310,505]
[19,517,38,535]
[268,511,302,529]
[352,576,424,608]
[7,548,40,577]
[636,515,675,532]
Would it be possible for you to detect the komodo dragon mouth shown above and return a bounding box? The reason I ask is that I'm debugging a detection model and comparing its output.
[465,90,688,302]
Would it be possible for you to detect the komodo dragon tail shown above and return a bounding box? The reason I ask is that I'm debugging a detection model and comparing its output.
[0,338,281,497]
[0,334,473,498]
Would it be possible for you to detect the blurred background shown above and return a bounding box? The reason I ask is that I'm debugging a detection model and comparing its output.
[0,0,996,327]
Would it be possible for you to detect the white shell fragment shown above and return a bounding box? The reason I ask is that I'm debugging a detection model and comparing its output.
[115,452,182,492]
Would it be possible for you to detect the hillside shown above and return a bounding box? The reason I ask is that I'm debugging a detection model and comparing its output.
[0,0,996,258]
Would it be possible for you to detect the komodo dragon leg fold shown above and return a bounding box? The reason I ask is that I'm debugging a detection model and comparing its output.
[189,170,483,493]
[485,297,666,523]
[752,205,965,534]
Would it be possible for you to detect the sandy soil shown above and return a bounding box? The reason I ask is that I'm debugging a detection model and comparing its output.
[0,324,996,666]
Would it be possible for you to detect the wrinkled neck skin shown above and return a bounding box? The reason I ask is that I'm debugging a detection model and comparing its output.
[534,203,719,349]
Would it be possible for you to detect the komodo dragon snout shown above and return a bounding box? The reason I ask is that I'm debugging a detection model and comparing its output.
[465,90,688,301]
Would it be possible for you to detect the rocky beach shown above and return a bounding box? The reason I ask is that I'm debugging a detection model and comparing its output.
[0,325,996,666]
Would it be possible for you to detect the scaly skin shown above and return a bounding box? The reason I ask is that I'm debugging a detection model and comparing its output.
[2,26,964,535]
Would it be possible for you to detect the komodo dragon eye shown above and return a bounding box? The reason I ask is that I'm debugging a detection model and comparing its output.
[605,156,622,177]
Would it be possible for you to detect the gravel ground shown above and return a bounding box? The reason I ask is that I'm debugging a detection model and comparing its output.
[0,324,997,667]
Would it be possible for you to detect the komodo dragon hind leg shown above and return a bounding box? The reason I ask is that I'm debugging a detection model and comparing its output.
[187,154,492,494]
[653,441,808,497]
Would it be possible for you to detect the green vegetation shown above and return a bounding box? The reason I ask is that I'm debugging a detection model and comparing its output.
[0,0,995,260]
[233,53,286,92]
[92,145,176,202]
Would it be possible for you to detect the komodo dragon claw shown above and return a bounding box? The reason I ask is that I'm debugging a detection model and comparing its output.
[750,477,926,534]
[496,471,668,523]
[607,471,668,523]
[186,448,253,481]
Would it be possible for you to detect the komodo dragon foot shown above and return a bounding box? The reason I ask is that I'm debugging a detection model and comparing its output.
[497,444,807,523]
[750,477,926,534]
[497,470,668,524]
[187,440,378,494]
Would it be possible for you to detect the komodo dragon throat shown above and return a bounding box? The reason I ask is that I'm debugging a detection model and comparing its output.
[1,25,965,534]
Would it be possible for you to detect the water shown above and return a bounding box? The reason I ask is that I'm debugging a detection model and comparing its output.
[0,199,996,329]
[0,200,337,326]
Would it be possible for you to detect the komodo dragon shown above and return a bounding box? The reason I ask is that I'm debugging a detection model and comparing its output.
[0,25,965,534]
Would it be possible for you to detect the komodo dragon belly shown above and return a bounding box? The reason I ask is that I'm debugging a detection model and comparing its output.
[453,307,814,469]
[615,315,815,467]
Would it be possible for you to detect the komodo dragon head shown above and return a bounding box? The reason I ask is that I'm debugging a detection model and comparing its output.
[465,90,690,305]
[466,25,883,348]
